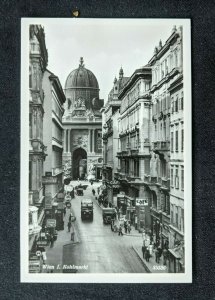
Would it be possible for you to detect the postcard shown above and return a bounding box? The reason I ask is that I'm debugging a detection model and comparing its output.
[21,18,192,283]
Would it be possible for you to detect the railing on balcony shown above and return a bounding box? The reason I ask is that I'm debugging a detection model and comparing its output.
[153,141,170,151]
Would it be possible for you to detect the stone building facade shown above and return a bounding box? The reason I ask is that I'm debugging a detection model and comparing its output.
[101,25,184,272]
[115,66,152,229]
[29,25,48,249]
[63,58,104,181]
[147,26,184,271]
[42,70,66,203]
[102,68,129,206]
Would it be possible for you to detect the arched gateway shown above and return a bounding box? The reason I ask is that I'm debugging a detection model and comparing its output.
[72,148,87,180]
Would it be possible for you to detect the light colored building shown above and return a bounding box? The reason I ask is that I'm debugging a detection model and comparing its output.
[168,27,184,273]
[102,68,129,206]
[42,70,66,203]
[116,66,152,229]
[29,25,48,250]
[62,58,104,180]
[145,26,183,252]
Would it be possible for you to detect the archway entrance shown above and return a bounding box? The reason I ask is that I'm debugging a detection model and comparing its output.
[72,148,87,180]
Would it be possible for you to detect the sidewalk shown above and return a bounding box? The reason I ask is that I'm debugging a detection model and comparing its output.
[42,206,79,273]
[96,199,168,273]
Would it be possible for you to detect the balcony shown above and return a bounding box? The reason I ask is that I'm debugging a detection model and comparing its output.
[153,141,170,152]
[30,139,47,152]
[161,178,170,190]
[52,166,63,176]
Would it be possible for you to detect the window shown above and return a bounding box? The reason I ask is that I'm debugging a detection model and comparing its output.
[175,95,178,112]
[29,113,32,139]
[175,130,178,152]
[171,167,174,186]
[29,161,32,190]
[171,97,174,113]
[175,50,178,67]
[171,132,174,152]
[171,207,174,224]
[175,167,179,189]
[181,91,184,110]
[181,129,184,152]
[29,66,32,88]
[181,209,184,232]
[181,168,184,190]
[175,206,178,228]
[164,122,166,140]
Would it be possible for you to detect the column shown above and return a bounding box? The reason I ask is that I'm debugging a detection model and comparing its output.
[68,129,70,153]
[92,129,95,153]
[63,130,66,152]
[88,129,91,153]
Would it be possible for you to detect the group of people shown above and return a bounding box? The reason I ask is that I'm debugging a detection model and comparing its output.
[142,241,168,265]
[110,219,132,236]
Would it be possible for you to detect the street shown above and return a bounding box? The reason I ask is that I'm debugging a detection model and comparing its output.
[44,181,147,273]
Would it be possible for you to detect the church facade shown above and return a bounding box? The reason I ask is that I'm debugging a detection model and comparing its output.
[62,58,104,180]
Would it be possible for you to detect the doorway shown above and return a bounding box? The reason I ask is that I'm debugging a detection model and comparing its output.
[72,148,87,180]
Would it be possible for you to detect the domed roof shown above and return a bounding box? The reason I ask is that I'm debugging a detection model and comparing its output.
[65,57,99,90]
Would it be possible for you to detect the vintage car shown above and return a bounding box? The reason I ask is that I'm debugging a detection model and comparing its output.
[81,199,93,221]
[102,208,116,224]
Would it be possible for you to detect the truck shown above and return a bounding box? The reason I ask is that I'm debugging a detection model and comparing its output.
[102,208,116,224]
[81,199,93,221]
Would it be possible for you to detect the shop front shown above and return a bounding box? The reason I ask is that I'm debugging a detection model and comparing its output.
[135,198,151,233]
[168,225,184,273]
[150,207,162,245]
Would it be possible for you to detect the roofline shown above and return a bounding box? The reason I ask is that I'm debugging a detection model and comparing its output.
[118,67,151,99]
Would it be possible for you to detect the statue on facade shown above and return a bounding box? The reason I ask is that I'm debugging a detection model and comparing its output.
[150,153,158,177]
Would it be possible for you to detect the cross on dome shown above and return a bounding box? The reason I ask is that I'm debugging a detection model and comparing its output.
[79,57,84,67]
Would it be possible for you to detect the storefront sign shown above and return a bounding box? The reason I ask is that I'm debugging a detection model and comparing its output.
[42,176,58,184]
[136,198,148,206]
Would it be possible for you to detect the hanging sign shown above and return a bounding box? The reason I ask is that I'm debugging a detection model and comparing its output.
[136,198,148,206]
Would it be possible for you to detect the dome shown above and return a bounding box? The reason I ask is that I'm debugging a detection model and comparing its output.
[65,57,99,90]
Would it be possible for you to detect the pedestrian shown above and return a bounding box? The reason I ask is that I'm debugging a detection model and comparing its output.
[50,234,54,248]
[71,231,75,241]
[118,224,123,236]
[149,243,153,256]
[134,215,137,230]
[158,246,162,262]
[92,188,95,196]
[67,220,71,232]
[163,248,168,265]
[124,221,128,234]
[155,248,159,263]
[142,245,146,259]
[145,248,150,262]
[97,187,100,195]
[42,250,47,264]
[128,223,131,234]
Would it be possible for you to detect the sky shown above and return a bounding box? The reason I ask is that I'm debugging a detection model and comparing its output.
[42,19,184,101]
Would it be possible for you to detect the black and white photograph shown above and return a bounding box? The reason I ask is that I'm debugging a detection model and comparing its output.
[21,18,192,283]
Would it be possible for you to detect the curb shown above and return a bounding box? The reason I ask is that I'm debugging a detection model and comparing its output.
[132,246,151,273]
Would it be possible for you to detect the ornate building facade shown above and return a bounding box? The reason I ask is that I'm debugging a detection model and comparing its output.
[147,26,184,269]
[101,25,184,273]
[63,58,104,180]
[29,25,48,249]
[115,66,152,229]
[102,68,129,207]
[42,70,66,203]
